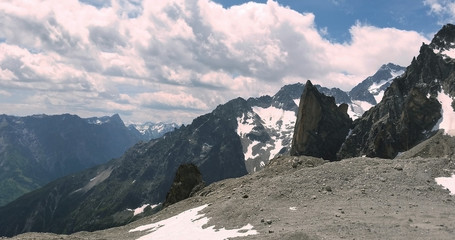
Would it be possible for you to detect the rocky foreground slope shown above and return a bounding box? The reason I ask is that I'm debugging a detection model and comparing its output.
[7,130,455,240]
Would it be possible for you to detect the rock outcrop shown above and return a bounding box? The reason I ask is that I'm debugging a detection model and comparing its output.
[290,80,352,160]
[163,164,205,208]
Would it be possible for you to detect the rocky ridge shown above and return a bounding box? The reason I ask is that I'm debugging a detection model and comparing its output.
[338,23,455,159]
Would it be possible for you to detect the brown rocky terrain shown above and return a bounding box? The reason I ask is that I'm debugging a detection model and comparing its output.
[6,131,455,240]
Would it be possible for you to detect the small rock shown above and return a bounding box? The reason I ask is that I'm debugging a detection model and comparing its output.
[393,165,403,171]
[268,230,274,233]
[261,218,265,223]
[242,194,249,198]
[325,186,332,192]
[266,219,273,225]
[311,195,317,199]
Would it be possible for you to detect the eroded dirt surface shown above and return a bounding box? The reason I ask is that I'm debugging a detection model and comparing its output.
[7,153,455,240]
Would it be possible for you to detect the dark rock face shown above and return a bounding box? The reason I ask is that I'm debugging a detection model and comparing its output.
[338,24,455,159]
[163,164,205,208]
[290,80,352,160]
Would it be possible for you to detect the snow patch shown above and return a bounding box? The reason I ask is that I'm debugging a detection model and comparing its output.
[127,204,160,216]
[72,167,113,194]
[245,140,261,160]
[435,174,455,195]
[293,98,300,107]
[251,106,296,160]
[440,48,455,59]
[236,112,255,138]
[252,106,295,132]
[87,119,108,125]
[348,100,374,119]
[237,106,296,167]
[367,68,404,104]
[129,204,258,240]
[433,90,455,136]
[269,137,284,158]
[368,80,389,95]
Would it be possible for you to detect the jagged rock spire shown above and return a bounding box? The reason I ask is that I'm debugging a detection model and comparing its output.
[291,80,352,160]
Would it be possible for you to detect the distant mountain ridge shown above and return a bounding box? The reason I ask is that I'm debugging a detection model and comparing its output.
[0,113,177,207]
[349,63,406,105]
[128,122,179,141]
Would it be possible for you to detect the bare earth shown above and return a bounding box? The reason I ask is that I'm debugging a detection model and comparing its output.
[6,134,455,240]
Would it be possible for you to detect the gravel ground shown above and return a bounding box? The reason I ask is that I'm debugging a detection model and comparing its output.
[6,134,455,240]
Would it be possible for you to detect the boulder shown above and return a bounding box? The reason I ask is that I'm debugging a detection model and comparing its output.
[163,164,205,207]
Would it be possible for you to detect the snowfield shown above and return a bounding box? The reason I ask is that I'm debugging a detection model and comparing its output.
[236,106,296,172]
[436,174,455,195]
[433,90,455,136]
[129,204,258,240]
[347,100,374,119]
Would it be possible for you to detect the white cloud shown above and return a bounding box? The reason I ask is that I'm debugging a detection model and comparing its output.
[0,0,430,124]
[423,0,455,23]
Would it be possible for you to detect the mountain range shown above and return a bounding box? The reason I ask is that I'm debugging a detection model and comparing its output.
[0,61,406,236]
[2,23,455,239]
[0,114,176,206]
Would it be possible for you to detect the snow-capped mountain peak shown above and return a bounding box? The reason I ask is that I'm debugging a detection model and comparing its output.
[128,122,179,140]
[348,63,406,119]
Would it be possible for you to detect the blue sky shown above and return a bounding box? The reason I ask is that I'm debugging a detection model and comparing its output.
[0,0,453,124]
[214,0,442,42]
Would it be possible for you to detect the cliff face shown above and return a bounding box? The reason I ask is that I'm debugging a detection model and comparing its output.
[291,80,352,160]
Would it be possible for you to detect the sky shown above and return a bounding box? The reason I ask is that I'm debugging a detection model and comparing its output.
[0,0,454,124]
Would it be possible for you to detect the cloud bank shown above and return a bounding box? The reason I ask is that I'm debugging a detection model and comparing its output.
[0,0,430,123]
